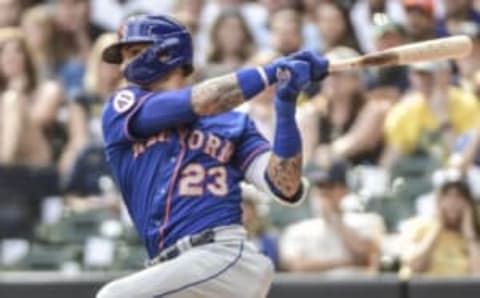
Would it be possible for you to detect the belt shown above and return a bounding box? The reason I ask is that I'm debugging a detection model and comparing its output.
[148,229,216,266]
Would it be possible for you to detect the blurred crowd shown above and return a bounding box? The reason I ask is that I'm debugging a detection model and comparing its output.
[1,0,480,279]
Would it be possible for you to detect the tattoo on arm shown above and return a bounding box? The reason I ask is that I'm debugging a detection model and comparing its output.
[191,74,245,116]
[266,153,302,198]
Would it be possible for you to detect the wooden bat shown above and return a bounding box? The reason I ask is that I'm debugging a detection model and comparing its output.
[329,35,473,72]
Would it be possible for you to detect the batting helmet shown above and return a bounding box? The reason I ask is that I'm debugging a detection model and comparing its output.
[102,15,194,85]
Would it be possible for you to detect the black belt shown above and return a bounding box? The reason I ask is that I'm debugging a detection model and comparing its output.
[148,229,216,266]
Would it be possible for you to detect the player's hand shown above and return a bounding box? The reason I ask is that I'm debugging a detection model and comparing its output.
[290,50,329,81]
[275,60,311,101]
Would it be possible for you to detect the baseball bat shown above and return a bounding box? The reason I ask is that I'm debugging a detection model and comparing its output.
[328,35,473,72]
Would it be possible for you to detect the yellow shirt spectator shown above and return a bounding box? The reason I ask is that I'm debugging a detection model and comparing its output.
[385,87,480,154]
[401,217,470,277]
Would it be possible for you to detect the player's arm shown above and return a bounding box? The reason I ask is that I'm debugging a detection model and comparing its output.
[191,68,270,115]
[189,51,327,116]
[129,51,325,140]
[263,62,307,202]
[129,61,287,139]
[190,52,325,115]
[247,56,329,203]
[266,54,329,201]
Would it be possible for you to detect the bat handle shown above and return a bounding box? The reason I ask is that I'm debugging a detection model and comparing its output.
[328,58,362,73]
[328,51,400,73]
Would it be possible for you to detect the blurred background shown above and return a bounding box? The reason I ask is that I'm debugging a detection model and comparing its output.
[1,0,480,297]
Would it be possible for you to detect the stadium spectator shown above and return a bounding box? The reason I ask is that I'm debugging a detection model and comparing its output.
[449,129,480,171]
[374,21,408,52]
[449,25,480,170]
[299,0,325,52]
[61,33,121,192]
[241,183,280,270]
[403,0,436,41]
[53,0,105,100]
[269,9,304,56]
[173,0,205,34]
[299,47,389,166]
[197,0,270,64]
[450,34,480,171]
[0,0,24,28]
[350,0,406,53]
[21,4,57,82]
[280,160,385,274]
[316,1,361,53]
[454,22,480,98]
[247,0,321,52]
[400,173,480,276]
[367,21,409,101]
[90,0,173,32]
[436,0,480,37]
[0,28,63,167]
[382,61,480,168]
[173,0,207,66]
[198,10,256,80]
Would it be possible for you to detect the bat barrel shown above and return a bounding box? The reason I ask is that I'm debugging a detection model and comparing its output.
[328,35,473,73]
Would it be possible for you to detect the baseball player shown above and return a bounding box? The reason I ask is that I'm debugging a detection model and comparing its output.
[97,15,328,298]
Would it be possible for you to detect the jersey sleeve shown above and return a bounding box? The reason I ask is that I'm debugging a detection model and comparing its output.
[102,87,196,146]
[102,88,146,146]
[129,87,196,139]
[232,115,271,173]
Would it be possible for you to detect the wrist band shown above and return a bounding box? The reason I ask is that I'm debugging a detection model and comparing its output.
[236,67,271,100]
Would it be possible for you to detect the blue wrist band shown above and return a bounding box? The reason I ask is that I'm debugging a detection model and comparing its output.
[236,67,269,100]
[272,99,301,158]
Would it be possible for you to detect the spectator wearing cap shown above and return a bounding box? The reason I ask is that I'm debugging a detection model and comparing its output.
[280,160,385,274]
[367,21,409,102]
[350,0,406,54]
[400,171,480,276]
[382,61,480,168]
[299,47,389,166]
[403,0,436,41]
[436,0,480,37]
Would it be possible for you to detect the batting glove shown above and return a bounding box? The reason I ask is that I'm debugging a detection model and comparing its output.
[275,60,311,101]
[290,50,329,81]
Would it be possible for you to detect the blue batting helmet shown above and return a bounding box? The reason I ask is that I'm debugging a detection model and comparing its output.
[102,15,194,85]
